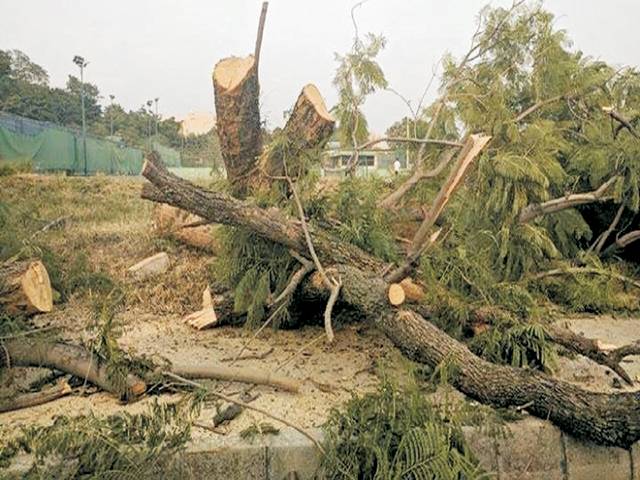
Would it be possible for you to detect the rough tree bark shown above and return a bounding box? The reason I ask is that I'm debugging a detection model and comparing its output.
[0,260,53,316]
[141,155,640,448]
[251,84,335,191]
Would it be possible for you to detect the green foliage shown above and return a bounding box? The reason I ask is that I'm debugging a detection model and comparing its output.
[213,227,296,328]
[1,397,201,479]
[470,323,554,371]
[333,177,399,262]
[333,33,388,147]
[322,379,488,480]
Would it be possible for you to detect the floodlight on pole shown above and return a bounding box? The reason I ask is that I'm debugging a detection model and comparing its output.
[109,94,115,137]
[154,97,159,136]
[146,100,153,149]
[73,55,89,175]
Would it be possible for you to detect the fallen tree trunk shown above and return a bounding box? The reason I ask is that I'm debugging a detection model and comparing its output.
[141,156,640,448]
[0,380,72,413]
[4,340,146,399]
[0,260,53,315]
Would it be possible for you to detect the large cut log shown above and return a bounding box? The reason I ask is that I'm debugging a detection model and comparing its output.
[254,84,334,187]
[4,339,146,399]
[0,260,53,315]
[213,55,262,197]
[141,157,640,448]
[153,204,218,252]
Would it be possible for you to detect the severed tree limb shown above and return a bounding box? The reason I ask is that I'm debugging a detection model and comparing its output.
[4,340,146,399]
[544,324,635,385]
[514,95,565,122]
[529,266,640,290]
[167,364,300,393]
[609,341,640,365]
[519,177,618,224]
[163,371,325,453]
[286,170,339,342]
[323,279,341,343]
[408,135,491,255]
[141,156,384,273]
[590,202,625,254]
[385,135,491,283]
[603,230,640,257]
[377,148,458,209]
[0,380,72,413]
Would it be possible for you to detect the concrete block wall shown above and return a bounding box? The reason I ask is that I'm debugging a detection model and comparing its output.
[184,419,639,480]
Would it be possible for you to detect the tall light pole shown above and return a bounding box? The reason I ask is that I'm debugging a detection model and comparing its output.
[73,55,88,175]
[109,94,115,136]
[154,97,159,136]
[146,99,153,149]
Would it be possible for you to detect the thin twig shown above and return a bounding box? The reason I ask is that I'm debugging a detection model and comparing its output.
[285,165,339,341]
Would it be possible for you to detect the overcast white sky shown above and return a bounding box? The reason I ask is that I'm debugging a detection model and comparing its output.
[2,1,639,133]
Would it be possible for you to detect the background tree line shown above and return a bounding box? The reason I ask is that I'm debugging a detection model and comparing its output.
[0,49,221,168]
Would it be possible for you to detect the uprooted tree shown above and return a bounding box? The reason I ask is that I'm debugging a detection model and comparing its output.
[139,1,640,448]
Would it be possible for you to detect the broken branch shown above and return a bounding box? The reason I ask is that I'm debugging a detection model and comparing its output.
[0,380,72,413]
[519,177,618,224]
[168,364,300,393]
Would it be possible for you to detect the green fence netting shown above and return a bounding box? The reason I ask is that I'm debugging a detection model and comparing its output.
[0,112,181,174]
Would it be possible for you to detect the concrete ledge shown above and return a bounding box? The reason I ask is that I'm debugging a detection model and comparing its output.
[5,422,638,479]
[185,434,268,479]
[563,434,631,480]
[496,418,564,480]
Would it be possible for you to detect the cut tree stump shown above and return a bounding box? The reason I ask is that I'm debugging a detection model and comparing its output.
[213,55,262,197]
[0,260,53,315]
[253,84,334,190]
[127,252,170,280]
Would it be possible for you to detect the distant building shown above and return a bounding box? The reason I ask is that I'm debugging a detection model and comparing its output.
[178,112,216,137]
[321,136,407,178]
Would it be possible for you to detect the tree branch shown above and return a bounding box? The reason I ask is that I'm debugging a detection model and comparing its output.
[519,177,618,224]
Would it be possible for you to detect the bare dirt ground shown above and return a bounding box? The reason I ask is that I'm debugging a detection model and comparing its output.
[1,174,639,444]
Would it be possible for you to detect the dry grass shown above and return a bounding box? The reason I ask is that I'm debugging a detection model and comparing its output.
[0,174,214,321]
